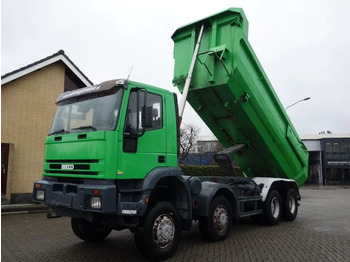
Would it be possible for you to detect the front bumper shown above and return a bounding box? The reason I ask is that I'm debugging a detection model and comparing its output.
[32,178,150,219]
[33,178,117,213]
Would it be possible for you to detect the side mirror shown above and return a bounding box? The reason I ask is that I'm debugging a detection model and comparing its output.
[123,88,149,153]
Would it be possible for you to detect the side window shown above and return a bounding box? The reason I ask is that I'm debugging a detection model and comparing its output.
[123,89,163,153]
[145,92,162,130]
[124,90,162,133]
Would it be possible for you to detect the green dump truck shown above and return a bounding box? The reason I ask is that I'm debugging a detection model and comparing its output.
[33,8,308,260]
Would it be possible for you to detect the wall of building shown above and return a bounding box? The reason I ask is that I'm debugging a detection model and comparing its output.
[302,136,350,185]
[1,62,65,202]
[303,140,321,151]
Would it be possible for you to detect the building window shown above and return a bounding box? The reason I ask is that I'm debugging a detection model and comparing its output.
[333,143,341,159]
[325,143,332,160]
[341,143,349,160]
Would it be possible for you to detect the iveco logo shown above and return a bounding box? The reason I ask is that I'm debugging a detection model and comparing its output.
[61,164,74,170]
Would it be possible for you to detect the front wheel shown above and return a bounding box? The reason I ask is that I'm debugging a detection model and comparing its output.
[199,195,232,242]
[134,202,182,260]
[71,218,112,242]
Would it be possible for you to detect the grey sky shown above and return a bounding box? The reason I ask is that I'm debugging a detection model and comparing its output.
[2,0,350,137]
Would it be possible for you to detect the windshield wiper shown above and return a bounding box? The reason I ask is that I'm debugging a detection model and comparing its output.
[49,129,67,136]
[71,125,97,131]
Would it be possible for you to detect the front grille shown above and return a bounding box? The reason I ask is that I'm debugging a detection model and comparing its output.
[45,159,100,176]
[46,170,98,175]
[46,159,99,163]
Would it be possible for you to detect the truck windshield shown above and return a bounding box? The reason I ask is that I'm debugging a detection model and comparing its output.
[49,88,124,135]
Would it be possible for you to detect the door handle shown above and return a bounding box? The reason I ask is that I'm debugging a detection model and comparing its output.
[158,156,165,163]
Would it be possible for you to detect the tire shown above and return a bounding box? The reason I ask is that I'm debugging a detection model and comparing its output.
[199,196,232,242]
[71,218,112,242]
[282,188,298,221]
[133,202,182,260]
[262,190,282,226]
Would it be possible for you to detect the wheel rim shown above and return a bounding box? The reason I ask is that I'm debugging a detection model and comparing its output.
[271,197,281,219]
[213,205,228,232]
[289,195,296,214]
[152,213,175,249]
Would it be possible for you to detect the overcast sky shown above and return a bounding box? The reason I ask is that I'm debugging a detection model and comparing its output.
[2,0,350,138]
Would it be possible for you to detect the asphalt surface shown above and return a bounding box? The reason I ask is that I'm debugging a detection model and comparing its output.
[2,186,350,261]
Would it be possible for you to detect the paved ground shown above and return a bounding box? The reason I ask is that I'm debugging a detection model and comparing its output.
[2,186,350,261]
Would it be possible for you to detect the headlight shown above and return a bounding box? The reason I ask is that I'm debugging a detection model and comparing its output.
[35,190,45,201]
[90,196,102,209]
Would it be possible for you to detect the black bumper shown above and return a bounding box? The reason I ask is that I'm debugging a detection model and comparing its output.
[32,178,149,217]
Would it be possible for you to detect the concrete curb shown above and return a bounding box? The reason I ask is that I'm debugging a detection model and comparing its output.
[1,204,47,215]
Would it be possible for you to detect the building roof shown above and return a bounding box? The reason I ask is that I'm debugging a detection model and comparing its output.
[300,134,350,140]
[1,50,93,86]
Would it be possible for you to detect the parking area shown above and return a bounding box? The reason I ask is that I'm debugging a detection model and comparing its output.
[2,186,350,261]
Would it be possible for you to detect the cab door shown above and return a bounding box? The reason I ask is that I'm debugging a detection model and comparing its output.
[119,88,167,179]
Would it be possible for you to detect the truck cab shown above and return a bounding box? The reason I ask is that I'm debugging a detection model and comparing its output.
[33,79,184,218]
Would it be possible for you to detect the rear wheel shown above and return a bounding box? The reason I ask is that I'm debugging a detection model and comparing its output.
[282,188,298,221]
[71,218,112,242]
[133,202,181,260]
[199,196,232,242]
[262,190,282,226]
